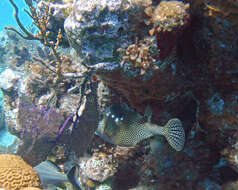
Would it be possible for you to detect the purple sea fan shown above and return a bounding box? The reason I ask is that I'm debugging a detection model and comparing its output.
[16,95,66,166]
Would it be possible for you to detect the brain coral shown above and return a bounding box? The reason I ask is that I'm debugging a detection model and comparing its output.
[0,154,41,190]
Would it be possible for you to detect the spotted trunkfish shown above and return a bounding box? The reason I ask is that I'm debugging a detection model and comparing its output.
[96,104,185,151]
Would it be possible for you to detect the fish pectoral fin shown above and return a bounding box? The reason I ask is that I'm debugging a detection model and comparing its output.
[164,118,185,151]
[144,105,152,122]
[67,164,83,190]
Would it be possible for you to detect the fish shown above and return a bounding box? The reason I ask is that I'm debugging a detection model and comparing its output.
[96,104,185,151]
[70,82,99,157]
[34,160,82,190]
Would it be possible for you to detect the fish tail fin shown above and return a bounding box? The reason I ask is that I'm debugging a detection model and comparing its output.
[163,118,185,151]
[67,164,83,190]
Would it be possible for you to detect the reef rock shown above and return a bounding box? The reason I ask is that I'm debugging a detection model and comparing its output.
[148,1,190,59]
[15,95,66,166]
[0,69,21,92]
[80,152,118,182]
[0,98,5,130]
[64,0,149,67]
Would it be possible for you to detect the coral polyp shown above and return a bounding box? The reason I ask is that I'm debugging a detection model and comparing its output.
[146,1,190,59]
[120,37,159,75]
[152,1,190,32]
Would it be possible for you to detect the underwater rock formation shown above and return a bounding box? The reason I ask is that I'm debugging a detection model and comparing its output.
[146,1,190,59]
[64,0,148,67]
[66,0,238,189]
[15,95,66,166]
[199,92,238,173]
[65,0,238,188]
[0,69,21,92]
[64,0,193,108]
[80,152,117,182]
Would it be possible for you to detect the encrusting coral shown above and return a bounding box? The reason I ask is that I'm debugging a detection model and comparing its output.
[80,152,118,182]
[120,37,159,75]
[0,154,41,190]
[146,0,190,59]
[151,1,190,32]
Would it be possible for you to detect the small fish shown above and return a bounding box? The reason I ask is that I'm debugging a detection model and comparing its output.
[34,160,82,190]
[96,104,185,151]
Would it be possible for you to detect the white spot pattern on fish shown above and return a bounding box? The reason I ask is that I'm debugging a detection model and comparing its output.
[96,104,185,151]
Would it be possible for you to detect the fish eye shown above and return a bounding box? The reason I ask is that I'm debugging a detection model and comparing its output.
[111,114,115,118]
[120,117,123,120]
[115,118,119,122]
[106,112,110,116]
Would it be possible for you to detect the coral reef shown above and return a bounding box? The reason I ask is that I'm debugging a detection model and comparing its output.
[0,154,41,190]
[64,0,237,188]
[204,0,238,25]
[77,144,137,189]
[146,0,191,59]
[15,95,66,166]
[0,5,99,171]
[0,30,41,70]
[80,152,117,182]
[5,0,70,46]
[1,0,238,189]
[64,0,147,68]
[119,36,159,76]
[0,69,21,92]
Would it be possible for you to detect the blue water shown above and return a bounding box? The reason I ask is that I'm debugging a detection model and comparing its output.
[0,73,16,147]
[0,0,32,31]
[0,126,16,147]
[0,0,31,146]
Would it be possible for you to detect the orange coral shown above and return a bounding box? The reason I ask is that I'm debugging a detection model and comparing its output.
[144,1,190,59]
[152,1,190,32]
[120,38,158,75]
[0,154,41,190]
